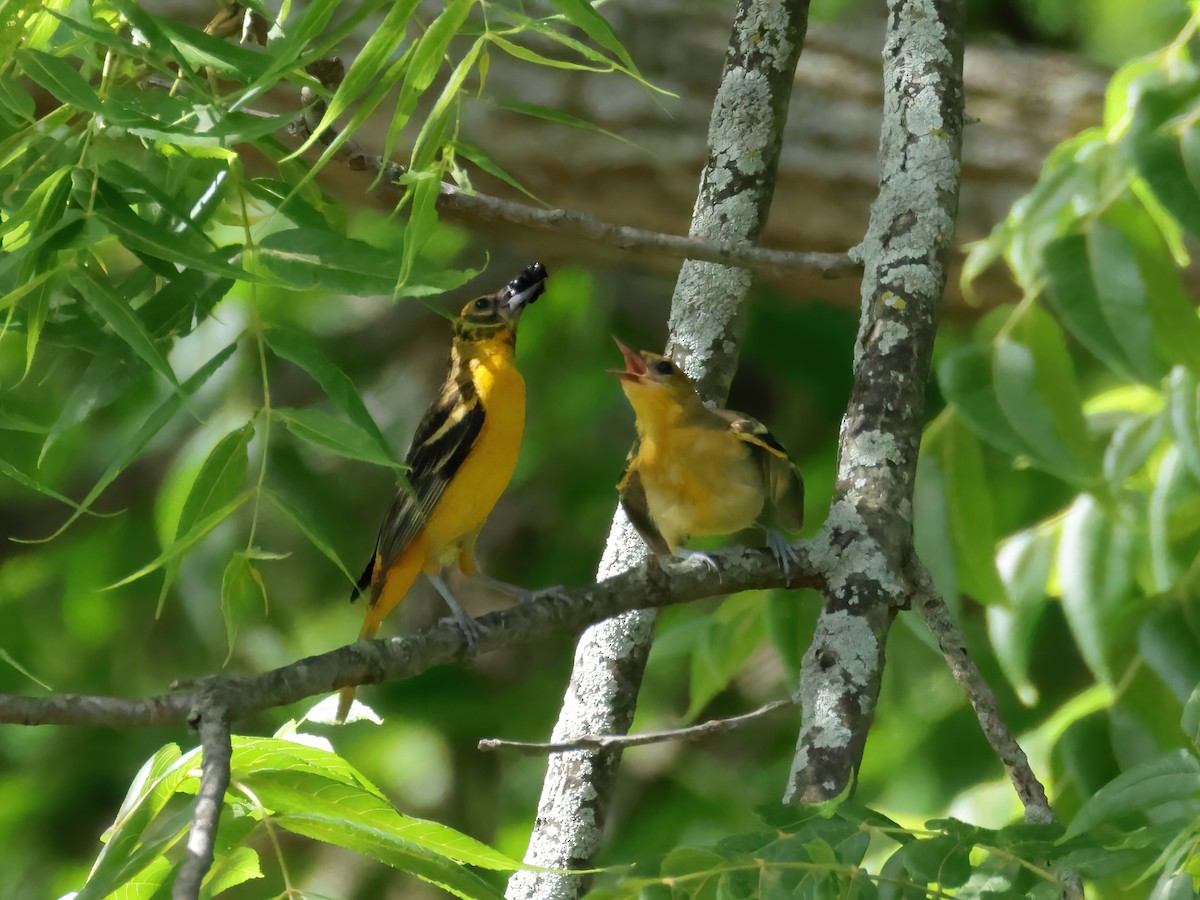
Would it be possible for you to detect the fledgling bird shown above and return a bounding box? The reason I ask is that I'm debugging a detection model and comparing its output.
[611,338,804,571]
[337,262,548,722]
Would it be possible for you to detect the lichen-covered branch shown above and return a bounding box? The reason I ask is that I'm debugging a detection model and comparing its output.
[0,546,819,728]
[507,3,813,899]
[784,0,965,804]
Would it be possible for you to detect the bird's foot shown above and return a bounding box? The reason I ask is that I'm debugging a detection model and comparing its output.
[765,529,800,575]
[428,574,485,653]
[674,548,721,577]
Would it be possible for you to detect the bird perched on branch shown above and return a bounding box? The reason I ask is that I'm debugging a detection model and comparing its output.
[337,262,548,723]
[611,338,804,571]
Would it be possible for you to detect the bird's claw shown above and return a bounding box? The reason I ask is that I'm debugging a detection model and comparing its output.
[674,548,721,578]
[446,606,485,653]
[518,584,569,604]
[766,529,800,575]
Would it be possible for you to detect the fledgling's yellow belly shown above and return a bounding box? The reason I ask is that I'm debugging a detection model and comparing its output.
[641,429,764,550]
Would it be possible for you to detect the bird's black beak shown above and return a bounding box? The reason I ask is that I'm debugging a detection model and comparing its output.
[501,262,548,320]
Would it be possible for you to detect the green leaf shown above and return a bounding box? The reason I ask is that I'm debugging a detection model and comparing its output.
[486,33,611,73]
[1063,749,1200,840]
[399,170,442,288]
[276,813,506,900]
[203,845,262,895]
[16,48,106,114]
[0,452,92,514]
[937,343,1027,458]
[1127,88,1200,239]
[250,227,407,296]
[404,0,474,95]
[107,491,250,589]
[412,36,484,169]
[1139,604,1200,704]
[1182,683,1200,750]
[451,140,538,199]
[78,744,197,900]
[230,0,345,108]
[1057,494,1135,685]
[990,528,1057,705]
[237,767,520,870]
[27,339,240,541]
[220,553,267,663]
[38,349,144,463]
[993,303,1099,482]
[70,268,180,388]
[932,414,1006,605]
[547,0,639,72]
[262,326,392,459]
[1149,448,1194,591]
[1104,411,1164,487]
[1105,200,1200,378]
[175,424,253,541]
[1167,366,1200,481]
[274,406,403,469]
[264,487,355,583]
[93,199,247,281]
[303,0,420,146]
[0,646,51,690]
[686,592,767,720]
[1042,230,1158,382]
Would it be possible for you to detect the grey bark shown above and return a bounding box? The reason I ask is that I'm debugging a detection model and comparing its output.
[784,0,965,803]
[506,2,812,898]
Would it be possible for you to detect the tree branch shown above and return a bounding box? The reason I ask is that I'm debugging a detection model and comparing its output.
[290,90,856,282]
[784,0,965,804]
[174,696,232,900]
[508,2,814,898]
[907,560,1055,824]
[0,547,819,728]
[477,697,795,755]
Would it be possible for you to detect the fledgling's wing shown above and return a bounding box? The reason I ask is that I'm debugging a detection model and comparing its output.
[350,377,485,601]
[712,409,804,531]
[617,444,673,556]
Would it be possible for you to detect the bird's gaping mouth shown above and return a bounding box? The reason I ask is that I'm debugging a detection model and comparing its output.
[502,262,548,317]
[609,336,647,381]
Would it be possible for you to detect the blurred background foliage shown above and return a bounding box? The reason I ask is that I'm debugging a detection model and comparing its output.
[3,0,1200,897]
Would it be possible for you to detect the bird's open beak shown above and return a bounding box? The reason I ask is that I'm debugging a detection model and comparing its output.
[501,262,548,319]
[608,336,647,381]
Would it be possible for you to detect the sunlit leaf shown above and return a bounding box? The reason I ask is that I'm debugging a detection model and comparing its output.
[0,646,51,690]
[990,528,1057,705]
[1058,494,1136,685]
[1168,366,1200,481]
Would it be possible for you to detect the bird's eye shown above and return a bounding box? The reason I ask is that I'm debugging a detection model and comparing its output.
[653,360,674,376]
[473,297,490,311]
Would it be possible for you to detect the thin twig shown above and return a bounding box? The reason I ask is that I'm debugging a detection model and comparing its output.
[173,697,233,900]
[291,92,859,280]
[478,697,795,755]
[906,560,1056,825]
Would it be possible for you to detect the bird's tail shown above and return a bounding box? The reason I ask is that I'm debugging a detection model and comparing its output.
[335,542,426,723]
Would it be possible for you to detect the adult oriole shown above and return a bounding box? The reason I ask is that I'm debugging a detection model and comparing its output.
[612,338,804,569]
[337,262,548,722]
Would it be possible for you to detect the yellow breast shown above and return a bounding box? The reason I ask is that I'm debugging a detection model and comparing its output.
[424,337,525,550]
[636,418,764,550]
